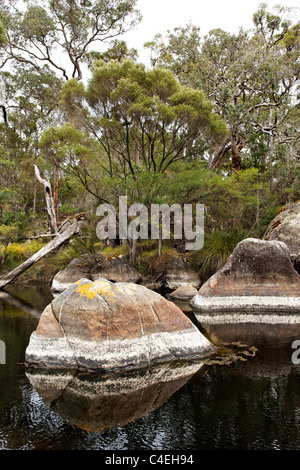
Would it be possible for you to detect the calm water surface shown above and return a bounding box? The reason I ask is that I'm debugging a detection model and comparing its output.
[0,285,299,451]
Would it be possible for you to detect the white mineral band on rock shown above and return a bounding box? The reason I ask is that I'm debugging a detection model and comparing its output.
[190,294,300,312]
[194,314,300,324]
[25,325,214,371]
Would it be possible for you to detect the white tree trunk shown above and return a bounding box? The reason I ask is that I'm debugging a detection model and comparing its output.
[34,165,58,234]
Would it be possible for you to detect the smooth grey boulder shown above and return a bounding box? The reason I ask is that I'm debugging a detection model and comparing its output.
[190,238,300,320]
[25,278,215,372]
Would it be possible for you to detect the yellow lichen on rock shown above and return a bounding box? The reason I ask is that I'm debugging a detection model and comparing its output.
[94,280,116,300]
[75,279,116,301]
[75,282,96,299]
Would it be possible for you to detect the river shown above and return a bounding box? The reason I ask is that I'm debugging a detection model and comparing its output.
[0,285,299,451]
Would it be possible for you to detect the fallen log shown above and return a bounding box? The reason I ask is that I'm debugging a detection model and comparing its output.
[0,222,80,290]
[27,233,58,240]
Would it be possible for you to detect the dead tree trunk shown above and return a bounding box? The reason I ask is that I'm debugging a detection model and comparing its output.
[53,163,59,219]
[0,222,79,290]
[34,165,57,234]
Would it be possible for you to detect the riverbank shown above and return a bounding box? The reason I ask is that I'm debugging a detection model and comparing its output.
[0,238,194,289]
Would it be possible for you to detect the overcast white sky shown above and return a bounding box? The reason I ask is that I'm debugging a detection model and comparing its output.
[123,0,299,64]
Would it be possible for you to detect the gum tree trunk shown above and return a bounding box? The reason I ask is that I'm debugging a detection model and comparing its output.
[231,137,246,172]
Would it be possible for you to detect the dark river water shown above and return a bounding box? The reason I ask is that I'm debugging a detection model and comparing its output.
[0,285,299,451]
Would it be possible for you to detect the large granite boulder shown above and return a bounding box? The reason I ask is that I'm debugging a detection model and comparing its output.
[51,254,141,295]
[190,238,300,316]
[164,257,200,290]
[25,278,215,372]
[264,200,300,255]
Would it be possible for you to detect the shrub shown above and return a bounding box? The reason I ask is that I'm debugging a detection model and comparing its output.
[6,240,45,261]
[190,230,246,282]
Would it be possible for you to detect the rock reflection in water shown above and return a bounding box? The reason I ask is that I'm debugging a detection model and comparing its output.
[195,313,300,383]
[26,362,203,434]
[200,322,300,350]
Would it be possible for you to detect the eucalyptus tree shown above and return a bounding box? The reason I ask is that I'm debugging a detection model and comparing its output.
[59,59,227,198]
[0,0,141,81]
[0,0,141,225]
[44,59,227,262]
[146,4,299,172]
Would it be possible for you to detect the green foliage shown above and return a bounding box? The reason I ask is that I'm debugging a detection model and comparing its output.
[190,229,246,281]
[0,19,6,45]
[0,224,19,246]
[0,2,298,279]
[21,5,56,40]
[84,39,138,67]
[69,217,101,256]
[5,240,45,261]
[39,122,88,164]
[61,59,227,187]
[147,4,299,171]
[0,0,141,81]
[59,79,85,121]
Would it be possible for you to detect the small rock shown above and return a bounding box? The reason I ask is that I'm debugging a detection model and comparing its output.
[164,257,200,290]
[169,285,198,302]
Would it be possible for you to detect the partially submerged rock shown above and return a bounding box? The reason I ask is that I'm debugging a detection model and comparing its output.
[25,279,215,372]
[164,257,200,290]
[168,285,198,313]
[169,285,198,302]
[191,238,300,319]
